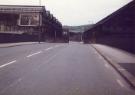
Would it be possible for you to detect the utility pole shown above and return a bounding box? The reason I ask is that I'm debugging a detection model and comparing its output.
[38,0,41,44]
[81,27,85,42]
[81,32,83,42]
[54,30,57,42]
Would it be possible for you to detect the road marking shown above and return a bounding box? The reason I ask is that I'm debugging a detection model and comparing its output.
[0,60,17,68]
[117,79,125,88]
[27,51,42,58]
[45,47,53,51]
[119,68,126,71]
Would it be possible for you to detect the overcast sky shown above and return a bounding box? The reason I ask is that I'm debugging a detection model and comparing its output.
[0,0,132,26]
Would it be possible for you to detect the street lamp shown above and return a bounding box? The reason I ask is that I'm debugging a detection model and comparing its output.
[38,0,42,43]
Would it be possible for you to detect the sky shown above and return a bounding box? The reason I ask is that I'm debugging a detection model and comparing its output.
[0,0,132,26]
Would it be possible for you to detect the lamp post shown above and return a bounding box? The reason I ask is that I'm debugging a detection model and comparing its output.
[38,0,42,43]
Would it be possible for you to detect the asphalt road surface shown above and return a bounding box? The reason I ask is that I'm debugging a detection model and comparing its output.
[0,42,134,95]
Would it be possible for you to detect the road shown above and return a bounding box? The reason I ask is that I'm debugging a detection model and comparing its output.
[0,42,134,95]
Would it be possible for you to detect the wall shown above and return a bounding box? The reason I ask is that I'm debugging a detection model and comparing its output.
[83,1,135,53]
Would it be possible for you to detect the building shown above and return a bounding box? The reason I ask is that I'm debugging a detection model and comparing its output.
[0,5,63,43]
[83,0,135,53]
[62,28,69,43]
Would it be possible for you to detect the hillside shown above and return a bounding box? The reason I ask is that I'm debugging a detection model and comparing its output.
[63,24,94,33]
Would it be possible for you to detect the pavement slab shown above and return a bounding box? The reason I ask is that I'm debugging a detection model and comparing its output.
[92,44,135,89]
[0,42,39,48]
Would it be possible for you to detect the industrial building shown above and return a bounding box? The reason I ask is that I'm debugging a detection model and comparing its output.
[83,0,135,53]
[0,5,63,43]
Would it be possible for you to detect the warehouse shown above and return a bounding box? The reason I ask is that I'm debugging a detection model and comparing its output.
[83,0,135,53]
[0,5,63,43]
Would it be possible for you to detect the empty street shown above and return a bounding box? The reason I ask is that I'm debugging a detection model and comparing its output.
[0,42,134,95]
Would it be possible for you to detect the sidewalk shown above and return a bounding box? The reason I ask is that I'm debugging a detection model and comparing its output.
[92,44,135,88]
[0,42,39,48]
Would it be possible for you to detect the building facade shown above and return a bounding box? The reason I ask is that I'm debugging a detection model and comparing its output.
[0,5,63,43]
[83,0,135,53]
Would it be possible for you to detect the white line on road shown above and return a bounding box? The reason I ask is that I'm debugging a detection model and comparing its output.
[119,68,126,71]
[45,47,53,51]
[0,60,17,69]
[117,79,125,88]
[27,51,42,58]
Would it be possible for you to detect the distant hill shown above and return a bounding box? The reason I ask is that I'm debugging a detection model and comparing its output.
[63,24,94,33]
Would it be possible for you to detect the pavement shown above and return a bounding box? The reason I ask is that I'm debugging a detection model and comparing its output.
[92,44,135,89]
[0,42,134,95]
[0,42,39,48]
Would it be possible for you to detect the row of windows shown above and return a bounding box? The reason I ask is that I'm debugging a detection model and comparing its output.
[0,24,36,33]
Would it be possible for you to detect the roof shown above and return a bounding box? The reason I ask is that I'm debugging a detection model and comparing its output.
[96,0,134,25]
[0,5,44,13]
[85,0,134,32]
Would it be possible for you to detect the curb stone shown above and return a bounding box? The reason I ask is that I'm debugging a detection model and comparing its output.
[91,45,135,89]
[0,42,40,48]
